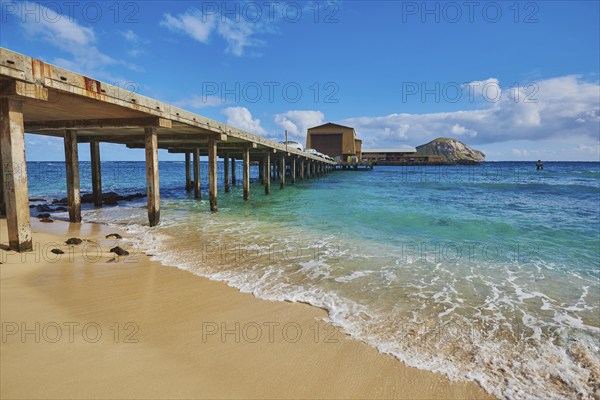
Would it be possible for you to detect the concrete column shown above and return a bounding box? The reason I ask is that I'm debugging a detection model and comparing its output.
[64,129,81,223]
[300,159,304,180]
[0,159,5,216]
[231,157,236,185]
[185,152,192,192]
[208,139,217,212]
[193,148,201,199]
[145,127,160,227]
[291,158,296,185]
[280,155,285,189]
[0,98,31,252]
[259,159,264,185]
[243,147,250,201]
[224,153,230,193]
[264,153,270,195]
[90,141,102,207]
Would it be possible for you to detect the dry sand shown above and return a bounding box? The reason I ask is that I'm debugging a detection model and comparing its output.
[0,217,494,399]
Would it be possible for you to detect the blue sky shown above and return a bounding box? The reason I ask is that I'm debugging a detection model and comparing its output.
[1,0,599,161]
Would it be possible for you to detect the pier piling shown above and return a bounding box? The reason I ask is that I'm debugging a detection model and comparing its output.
[64,129,81,223]
[145,127,160,227]
[231,157,236,186]
[280,155,286,189]
[291,158,296,185]
[224,153,230,193]
[0,98,32,251]
[208,139,217,212]
[243,147,250,200]
[193,148,201,199]
[259,159,264,185]
[90,141,102,207]
[185,152,192,192]
[0,160,4,216]
[264,153,271,195]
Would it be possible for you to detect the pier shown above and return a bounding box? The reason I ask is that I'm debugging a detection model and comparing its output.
[0,48,335,252]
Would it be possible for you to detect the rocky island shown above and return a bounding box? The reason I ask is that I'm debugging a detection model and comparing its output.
[416,137,486,164]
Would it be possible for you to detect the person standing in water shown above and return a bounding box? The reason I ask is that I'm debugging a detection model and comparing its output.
[536,160,544,170]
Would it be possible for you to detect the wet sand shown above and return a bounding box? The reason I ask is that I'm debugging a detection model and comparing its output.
[0,218,493,399]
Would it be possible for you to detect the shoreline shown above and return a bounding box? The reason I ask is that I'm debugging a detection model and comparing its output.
[1,217,494,399]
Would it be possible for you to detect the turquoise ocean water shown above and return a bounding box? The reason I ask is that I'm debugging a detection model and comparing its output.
[26,161,600,399]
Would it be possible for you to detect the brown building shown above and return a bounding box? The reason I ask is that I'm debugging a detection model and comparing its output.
[362,148,445,164]
[361,147,417,162]
[306,123,362,159]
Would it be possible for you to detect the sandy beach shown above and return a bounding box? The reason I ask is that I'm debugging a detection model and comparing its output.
[0,217,493,399]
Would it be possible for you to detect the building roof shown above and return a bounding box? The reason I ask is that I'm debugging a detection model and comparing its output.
[362,147,417,153]
[307,122,356,131]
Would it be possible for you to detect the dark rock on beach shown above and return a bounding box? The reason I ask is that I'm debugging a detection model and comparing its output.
[110,246,129,256]
[51,248,64,254]
[106,233,123,239]
[52,192,145,207]
[65,237,83,245]
[39,218,54,223]
[36,204,53,212]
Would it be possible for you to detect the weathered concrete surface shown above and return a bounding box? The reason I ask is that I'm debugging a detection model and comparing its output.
[90,141,102,207]
[145,127,160,227]
[208,139,217,212]
[0,98,31,251]
[64,129,81,223]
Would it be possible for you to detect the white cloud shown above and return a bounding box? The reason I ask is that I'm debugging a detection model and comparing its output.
[123,29,139,43]
[511,148,530,157]
[128,49,144,58]
[17,1,110,70]
[576,144,600,156]
[217,18,265,57]
[222,107,266,135]
[161,10,216,43]
[340,76,600,151]
[450,124,477,137]
[9,1,140,78]
[160,8,267,56]
[273,110,324,141]
[461,77,501,103]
